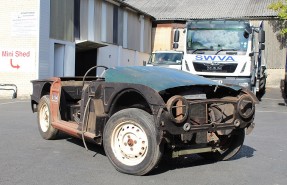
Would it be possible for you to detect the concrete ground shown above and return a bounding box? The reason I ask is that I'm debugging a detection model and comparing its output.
[0,87,286,185]
[257,87,287,112]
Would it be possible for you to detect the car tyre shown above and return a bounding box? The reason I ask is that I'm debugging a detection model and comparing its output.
[103,108,162,175]
[37,95,58,140]
[198,129,245,161]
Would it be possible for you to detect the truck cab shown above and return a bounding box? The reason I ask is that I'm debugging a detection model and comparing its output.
[173,20,266,96]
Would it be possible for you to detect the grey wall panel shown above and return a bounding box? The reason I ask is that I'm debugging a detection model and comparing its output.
[50,0,74,42]
[105,2,113,44]
[80,0,89,40]
[127,11,141,51]
[144,18,152,53]
[117,8,124,46]
[94,0,102,42]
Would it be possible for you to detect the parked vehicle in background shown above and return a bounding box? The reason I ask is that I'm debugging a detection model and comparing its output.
[147,50,183,70]
[31,65,258,175]
[172,20,266,96]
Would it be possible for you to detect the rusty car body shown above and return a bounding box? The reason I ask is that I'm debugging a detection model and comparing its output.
[31,66,257,175]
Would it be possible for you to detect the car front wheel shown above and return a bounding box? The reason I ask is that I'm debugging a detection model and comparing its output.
[199,129,245,161]
[103,108,162,175]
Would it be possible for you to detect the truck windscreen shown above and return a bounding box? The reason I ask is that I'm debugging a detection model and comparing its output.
[186,28,248,54]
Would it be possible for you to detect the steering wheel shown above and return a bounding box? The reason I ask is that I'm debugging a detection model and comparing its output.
[82,65,109,86]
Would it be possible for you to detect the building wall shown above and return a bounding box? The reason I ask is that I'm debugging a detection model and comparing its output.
[39,0,152,81]
[264,20,287,88]
[0,0,39,99]
[78,0,151,73]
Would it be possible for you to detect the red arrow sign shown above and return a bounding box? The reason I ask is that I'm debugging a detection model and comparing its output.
[10,59,20,69]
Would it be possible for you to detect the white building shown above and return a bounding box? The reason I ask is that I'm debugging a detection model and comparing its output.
[0,0,152,98]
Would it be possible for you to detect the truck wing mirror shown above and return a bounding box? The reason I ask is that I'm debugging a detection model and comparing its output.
[259,30,265,43]
[243,31,249,39]
[173,42,179,49]
[174,29,179,43]
[244,27,252,39]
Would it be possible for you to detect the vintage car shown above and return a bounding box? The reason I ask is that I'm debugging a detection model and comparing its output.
[31,66,257,175]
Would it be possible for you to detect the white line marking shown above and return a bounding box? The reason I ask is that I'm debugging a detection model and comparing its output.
[261,98,287,101]
[257,110,287,113]
[0,100,29,105]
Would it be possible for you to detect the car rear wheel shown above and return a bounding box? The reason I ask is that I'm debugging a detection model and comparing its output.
[37,95,58,140]
[103,108,162,175]
[199,129,245,161]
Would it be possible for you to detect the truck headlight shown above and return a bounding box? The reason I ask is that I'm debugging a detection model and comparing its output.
[167,95,189,123]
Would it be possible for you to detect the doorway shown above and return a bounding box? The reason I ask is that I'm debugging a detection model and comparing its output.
[54,44,65,76]
[75,49,98,76]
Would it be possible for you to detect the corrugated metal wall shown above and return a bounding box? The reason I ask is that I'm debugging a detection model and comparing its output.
[79,0,151,53]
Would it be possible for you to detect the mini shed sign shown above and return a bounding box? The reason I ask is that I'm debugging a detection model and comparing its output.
[0,49,35,72]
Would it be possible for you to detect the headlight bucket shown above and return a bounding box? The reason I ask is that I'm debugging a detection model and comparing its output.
[237,94,255,119]
[166,95,189,124]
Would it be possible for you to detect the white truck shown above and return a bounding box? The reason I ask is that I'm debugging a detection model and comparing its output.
[151,20,266,96]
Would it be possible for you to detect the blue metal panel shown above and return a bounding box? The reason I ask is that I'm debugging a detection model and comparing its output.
[104,66,241,92]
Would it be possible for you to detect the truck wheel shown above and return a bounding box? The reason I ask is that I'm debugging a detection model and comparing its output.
[103,108,162,175]
[199,129,245,161]
[37,95,58,140]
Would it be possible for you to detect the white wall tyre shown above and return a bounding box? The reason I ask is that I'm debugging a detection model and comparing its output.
[198,129,245,161]
[37,95,58,140]
[103,108,162,175]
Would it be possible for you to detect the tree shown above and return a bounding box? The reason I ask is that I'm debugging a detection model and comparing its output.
[268,0,287,34]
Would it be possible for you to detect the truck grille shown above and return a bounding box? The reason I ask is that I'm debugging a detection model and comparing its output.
[193,62,237,73]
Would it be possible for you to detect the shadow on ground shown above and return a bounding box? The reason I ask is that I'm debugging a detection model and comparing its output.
[150,145,256,176]
[54,132,256,176]
[56,132,106,156]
